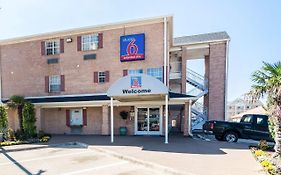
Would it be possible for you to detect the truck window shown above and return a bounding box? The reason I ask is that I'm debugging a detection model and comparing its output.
[241,115,253,124]
[256,116,267,126]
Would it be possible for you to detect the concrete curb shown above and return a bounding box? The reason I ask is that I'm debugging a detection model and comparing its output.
[90,146,194,175]
[0,141,88,153]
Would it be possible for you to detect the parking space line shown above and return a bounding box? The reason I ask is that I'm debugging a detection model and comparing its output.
[0,151,92,166]
[61,161,128,175]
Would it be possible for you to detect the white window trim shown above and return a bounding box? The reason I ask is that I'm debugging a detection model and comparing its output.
[81,34,99,51]
[98,71,106,83]
[45,39,60,55]
[49,75,61,93]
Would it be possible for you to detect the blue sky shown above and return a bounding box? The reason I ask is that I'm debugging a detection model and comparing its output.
[0,0,280,101]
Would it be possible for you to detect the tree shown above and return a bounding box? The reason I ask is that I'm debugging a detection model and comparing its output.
[22,102,36,138]
[7,95,26,131]
[0,105,8,132]
[249,61,281,157]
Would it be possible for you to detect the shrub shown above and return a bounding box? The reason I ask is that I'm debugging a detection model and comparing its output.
[22,102,36,138]
[7,128,15,141]
[260,160,272,167]
[268,116,276,139]
[38,130,51,139]
[258,140,269,151]
[0,106,8,133]
[0,140,23,146]
[15,129,27,141]
[39,136,50,142]
[38,130,45,139]
[255,150,265,157]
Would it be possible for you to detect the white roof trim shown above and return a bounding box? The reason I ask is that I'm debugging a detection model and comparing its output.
[0,15,172,45]
[173,38,230,47]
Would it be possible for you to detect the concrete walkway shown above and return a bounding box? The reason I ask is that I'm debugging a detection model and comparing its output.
[2,135,266,175]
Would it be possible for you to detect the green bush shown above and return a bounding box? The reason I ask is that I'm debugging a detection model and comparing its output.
[15,129,27,141]
[268,116,276,139]
[0,140,23,146]
[38,130,51,139]
[0,106,8,133]
[22,102,36,138]
[258,140,269,151]
[39,136,50,142]
[7,128,15,141]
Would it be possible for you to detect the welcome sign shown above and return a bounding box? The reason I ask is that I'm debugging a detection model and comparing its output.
[120,33,145,62]
[107,74,168,98]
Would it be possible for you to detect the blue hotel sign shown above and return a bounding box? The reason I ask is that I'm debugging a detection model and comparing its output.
[130,76,142,88]
[120,33,145,62]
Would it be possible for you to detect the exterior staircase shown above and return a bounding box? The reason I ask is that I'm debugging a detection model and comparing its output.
[186,68,208,131]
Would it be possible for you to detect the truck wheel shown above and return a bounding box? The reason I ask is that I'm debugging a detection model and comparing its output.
[215,135,224,141]
[223,131,238,142]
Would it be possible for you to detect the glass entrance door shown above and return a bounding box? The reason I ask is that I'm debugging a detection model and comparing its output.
[136,107,162,135]
[137,108,148,132]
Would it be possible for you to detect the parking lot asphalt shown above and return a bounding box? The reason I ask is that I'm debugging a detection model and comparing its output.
[0,144,166,175]
[0,135,268,175]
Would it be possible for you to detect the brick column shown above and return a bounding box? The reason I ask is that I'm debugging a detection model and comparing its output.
[183,102,190,136]
[101,105,109,135]
[208,43,226,121]
[35,107,42,131]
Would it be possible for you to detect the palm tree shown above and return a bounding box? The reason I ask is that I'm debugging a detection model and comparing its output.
[249,61,281,157]
[7,95,26,131]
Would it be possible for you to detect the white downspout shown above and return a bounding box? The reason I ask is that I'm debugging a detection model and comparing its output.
[163,17,167,86]
[0,45,2,105]
[110,97,114,143]
[165,94,168,144]
[188,99,193,137]
[225,40,230,121]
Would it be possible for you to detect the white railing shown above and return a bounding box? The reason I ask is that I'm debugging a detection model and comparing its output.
[186,68,208,89]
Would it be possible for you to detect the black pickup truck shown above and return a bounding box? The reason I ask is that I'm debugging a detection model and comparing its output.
[203,114,273,142]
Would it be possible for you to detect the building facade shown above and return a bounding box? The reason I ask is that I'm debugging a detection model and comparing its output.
[227,97,264,121]
[0,16,230,142]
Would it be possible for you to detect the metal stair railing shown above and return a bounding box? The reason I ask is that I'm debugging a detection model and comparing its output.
[186,68,208,90]
[191,103,208,130]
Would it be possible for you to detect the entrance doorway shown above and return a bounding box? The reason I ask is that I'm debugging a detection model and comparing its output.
[135,106,162,135]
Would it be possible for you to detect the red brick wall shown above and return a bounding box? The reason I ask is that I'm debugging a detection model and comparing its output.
[0,22,164,98]
[208,43,226,121]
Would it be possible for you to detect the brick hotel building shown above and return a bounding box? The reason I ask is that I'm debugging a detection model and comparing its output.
[0,16,230,143]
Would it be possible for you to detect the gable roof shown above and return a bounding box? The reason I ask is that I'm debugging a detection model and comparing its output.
[173,31,230,46]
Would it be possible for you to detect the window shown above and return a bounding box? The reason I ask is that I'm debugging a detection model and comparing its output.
[256,116,267,125]
[147,67,163,81]
[82,34,99,51]
[128,69,143,75]
[241,115,253,124]
[45,40,60,55]
[98,72,106,83]
[49,75,61,92]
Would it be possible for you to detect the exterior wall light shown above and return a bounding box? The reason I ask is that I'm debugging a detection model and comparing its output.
[66,38,72,43]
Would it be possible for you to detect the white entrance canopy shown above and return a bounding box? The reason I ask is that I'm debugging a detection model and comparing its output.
[107,74,169,101]
[107,74,169,144]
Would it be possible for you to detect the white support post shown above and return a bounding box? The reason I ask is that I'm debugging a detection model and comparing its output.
[163,17,167,86]
[165,94,169,144]
[188,99,193,137]
[110,97,114,143]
